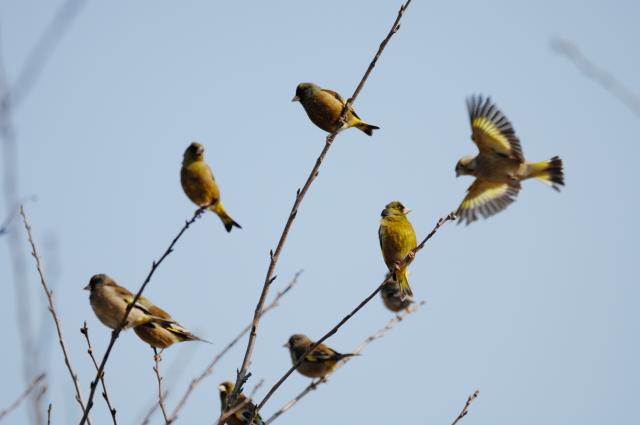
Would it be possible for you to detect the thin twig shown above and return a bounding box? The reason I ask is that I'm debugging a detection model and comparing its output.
[20,206,92,424]
[80,322,117,424]
[266,301,425,424]
[254,212,454,420]
[153,349,170,425]
[451,390,479,425]
[551,38,640,118]
[0,373,45,421]
[79,205,208,425]
[227,0,414,410]
[47,403,52,425]
[167,271,302,424]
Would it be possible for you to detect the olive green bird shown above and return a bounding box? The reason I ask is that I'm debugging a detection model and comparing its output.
[381,278,414,312]
[292,82,379,135]
[181,142,241,232]
[455,95,565,225]
[378,201,417,299]
[218,381,265,425]
[285,334,357,379]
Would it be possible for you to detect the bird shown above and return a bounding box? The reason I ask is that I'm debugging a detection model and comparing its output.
[378,201,417,299]
[133,301,208,349]
[285,334,356,379]
[455,95,565,225]
[380,278,414,312]
[218,381,265,425]
[84,274,170,330]
[181,142,241,232]
[292,82,379,135]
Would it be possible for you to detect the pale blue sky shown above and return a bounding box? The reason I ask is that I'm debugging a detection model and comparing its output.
[1,1,639,424]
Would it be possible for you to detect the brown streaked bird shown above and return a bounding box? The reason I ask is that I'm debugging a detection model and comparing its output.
[285,334,356,379]
[455,95,565,225]
[381,278,414,312]
[217,381,265,425]
[292,82,379,135]
[181,142,241,232]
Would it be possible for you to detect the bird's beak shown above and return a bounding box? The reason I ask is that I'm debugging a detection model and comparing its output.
[83,284,90,291]
[455,170,461,177]
[217,384,225,392]
[291,95,300,102]
[403,208,412,215]
[282,343,288,348]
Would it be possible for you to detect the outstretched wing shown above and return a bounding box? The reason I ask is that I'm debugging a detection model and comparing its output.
[457,179,520,225]
[467,95,524,162]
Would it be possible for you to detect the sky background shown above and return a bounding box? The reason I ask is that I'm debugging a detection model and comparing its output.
[1,0,639,424]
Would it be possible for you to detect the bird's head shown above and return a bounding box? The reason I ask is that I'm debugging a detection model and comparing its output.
[455,155,476,177]
[218,381,234,398]
[381,201,411,218]
[285,334,311,351]
[292,82,319,103]
[183,142,205,162]
[84,274,110,291]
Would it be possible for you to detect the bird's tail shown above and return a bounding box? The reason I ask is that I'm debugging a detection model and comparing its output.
[526,156,565,191]
[394,267,413,299]
[211,202,242,232]
[354,121,380,136]
[165,324,211,344]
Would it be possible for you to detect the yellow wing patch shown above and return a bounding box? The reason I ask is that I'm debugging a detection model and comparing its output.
[467,95,524,161]
[457,179,520,225]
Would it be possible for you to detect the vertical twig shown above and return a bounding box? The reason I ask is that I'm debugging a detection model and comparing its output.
[47,404,52,425]
[0,373,45,422]
[153,349,170,425]
[20,206,92,424]
[451,390,479,425]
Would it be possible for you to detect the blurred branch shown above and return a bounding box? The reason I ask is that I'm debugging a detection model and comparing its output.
[551,38,640,118]
[265,301,425,424]
[252,212,455,420]
[79,206,208,425]
[167,270,303,423]
[152,349,170,425]
[47,404,52,425]
[20,206,92,424]
[79,322,117,425]
[227,0,414,410]
[0,373,45,422]
[451,390,479,425]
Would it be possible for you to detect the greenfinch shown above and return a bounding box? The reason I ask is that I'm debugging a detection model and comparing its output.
[84,274,168,329]
[455,95,565,224]
[381,278,414,312]
[218,381,265,425]
[378,201,417,299]
[292,82,379,135]
[133,300,208,349]
[285,334,356,379]
[181,142,241,232]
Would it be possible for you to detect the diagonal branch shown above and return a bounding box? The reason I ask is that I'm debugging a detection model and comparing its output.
[153,349,170,425]
[265,301,425,424]
[227,0,414,409]
[80,322,117,425]
[0,373,45,422]
[20,206,92,424]
[79,205,208,425]
[167,270,302,423]
[451,390,479,425]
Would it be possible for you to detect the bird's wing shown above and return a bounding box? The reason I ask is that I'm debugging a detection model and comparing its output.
[467,95,524,162]
[113,286,151,314]
[306,344,343,362]
[457,179,520,225]
[322,88,361,119]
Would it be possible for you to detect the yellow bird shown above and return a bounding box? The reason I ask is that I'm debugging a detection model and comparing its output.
[292,82,379,135]
[455,95,565,224]
[378,201,417,299]
[380,278,414,312]
[133,300,208,349]
[218,381,265,425]
[181,142,241,232]
[285,334,356,379]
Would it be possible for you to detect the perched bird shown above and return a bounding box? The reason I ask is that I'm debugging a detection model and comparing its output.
[381,278,414,312]
[181,142,241,232]
[285,334,356,379]
[133,301,208,349]
[455,95,565,224]
[292,82,379,135]
[218,381,265,425]
[378,201,417,299]
[84,274,168,329]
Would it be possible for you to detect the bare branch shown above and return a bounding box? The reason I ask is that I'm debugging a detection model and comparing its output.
[80,322,117,424]
[0,373,45,422]
[451,390,479,425]
[47,403,52,425]
[20,206,92,424]
[253,212,454,419]
[266,301,425,424]
[551,38,640,118]
[153,349,170,425]
[168,270,302,423]
[79,206,208,425]
[228,0,414,409]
